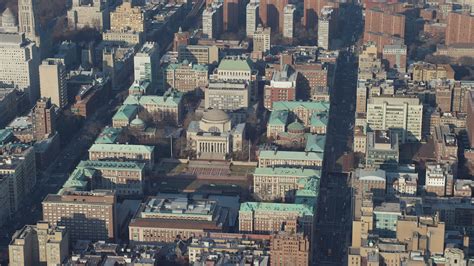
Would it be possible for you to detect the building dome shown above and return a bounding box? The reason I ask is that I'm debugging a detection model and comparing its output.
[130,116,145,130]
[287,121,305,133]
[202,109,229,123]
[1,8,17,27]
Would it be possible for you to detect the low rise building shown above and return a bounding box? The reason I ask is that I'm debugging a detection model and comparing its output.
[177,45,219,65]
[88,143,155,169]
[122,88,184,124]
[433,125,458,163]
[353,168,386,198]
[129,194,232,244]
[239,202,314,236]
[187,109,245,160]
[270,231,310,266]
[258,150,323,169]
[264,65,297,110]
[72,160,146,196]
[425,163,453,197]
[366,130,399,170]
[253,167,320,202]
[164,61,208,92]
[205,80,250,111]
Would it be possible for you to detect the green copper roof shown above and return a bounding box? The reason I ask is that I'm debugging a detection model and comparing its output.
[124,89,183,107]
[77,160,145,171]
[305,134,326,153]
[310,112,329,127]
[166,61,208,72]
[253,167,321,178]
[268,110,289,126]
[62,168,93,190]
[288,121,305,131]
[89,143,154,154]
[272,101,330,112]
[259,150,323,161]
[95,127,123,144]
[218,57,253,72]
[239,202,314,216]
[113,104,139,121]
[0,129,13,145]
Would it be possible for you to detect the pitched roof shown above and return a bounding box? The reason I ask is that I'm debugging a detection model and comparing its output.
[239,202,314,216]
[253,167,321,178]
[218,57,252,72]
[258,150,323,161]
[305,134,326,153]
[89,144,154,154]
[272,101,330,112]
[268,110,289,126]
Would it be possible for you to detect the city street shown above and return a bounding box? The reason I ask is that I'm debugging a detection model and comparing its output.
[314,4,362,265]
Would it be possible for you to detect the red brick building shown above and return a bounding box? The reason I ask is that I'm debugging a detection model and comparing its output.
[364,31,404,54]
[303,0,339,29]
[259,0,289,32]
[173,28,190,52]
[446,12,474,46]
[223,0,239,32]
[364,8,406,38]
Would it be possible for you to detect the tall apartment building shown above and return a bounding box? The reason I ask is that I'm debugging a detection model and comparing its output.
[259,0,289,32]
[39,58,68,109]
[42,190,116,242]
[164,61,209,92]
[0,87,21,128]
[134,42,160,87]
[318,7,335,50]
[303,0,338,29]
[9,221,69,266]
[202,3,223,39]
[32,97,57,141]
[0,144,36,215]
[0,32,40,104]
[67,0,110,31]
[270,232,310,266]
[382,44,407,73]
[364,8,406,38]
[253,26,271,53]
[223,0,239,32]
[366,96,423,143]
[18,0,39,44]
[283,4,295,39]
[446,12,474,46]
[246,2,259,37]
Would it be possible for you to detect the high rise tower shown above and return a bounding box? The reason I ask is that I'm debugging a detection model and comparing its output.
[18,0,39,41]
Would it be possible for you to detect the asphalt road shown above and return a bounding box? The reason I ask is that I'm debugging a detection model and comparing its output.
[314,4,362,265]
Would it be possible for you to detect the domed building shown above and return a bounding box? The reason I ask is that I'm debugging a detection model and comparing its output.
[130,115,146,131]
[0,8,18,32]
[276,121,306,149]
[187,109,245,160]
